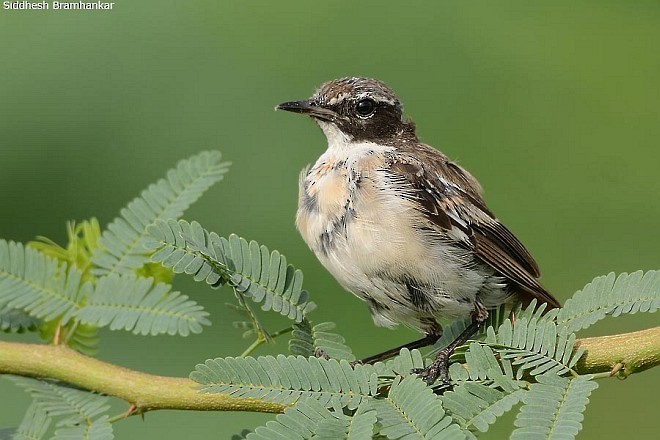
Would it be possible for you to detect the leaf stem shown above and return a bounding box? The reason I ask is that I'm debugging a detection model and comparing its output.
[240,338,263,357]
[240,326,294,357]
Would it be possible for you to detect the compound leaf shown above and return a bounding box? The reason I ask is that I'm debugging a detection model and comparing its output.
[76,273,209,336]
[557,271,660,332]
[511,374,598,440]
[92,151,230,276]
[191,355,378,410]
[147,219,315,322]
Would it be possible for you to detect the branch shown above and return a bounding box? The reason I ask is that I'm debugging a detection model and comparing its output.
[1,327,658,414]
[573,326,660,377]
[0,341,285,414]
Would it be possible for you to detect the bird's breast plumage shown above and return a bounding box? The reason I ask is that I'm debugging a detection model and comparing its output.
[295,142,510,331]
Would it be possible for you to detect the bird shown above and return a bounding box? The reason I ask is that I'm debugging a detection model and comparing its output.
[276,77,560,385]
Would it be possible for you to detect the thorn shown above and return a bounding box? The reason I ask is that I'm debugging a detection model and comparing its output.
[124,403,138,419]
[53,324,62,345]
[609,362,625,378]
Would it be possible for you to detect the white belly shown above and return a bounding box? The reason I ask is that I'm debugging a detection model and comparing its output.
[295,144,507,331]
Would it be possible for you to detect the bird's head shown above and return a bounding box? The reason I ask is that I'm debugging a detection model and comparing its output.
[277,77,417,145]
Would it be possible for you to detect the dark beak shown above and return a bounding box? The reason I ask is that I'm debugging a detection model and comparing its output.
[276,100,338,122]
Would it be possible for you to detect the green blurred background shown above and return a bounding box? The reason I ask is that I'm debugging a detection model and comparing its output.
[1,1,658,438]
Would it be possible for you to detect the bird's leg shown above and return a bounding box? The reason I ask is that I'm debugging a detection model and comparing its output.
[359,333,439,365]
[359,320,442,365]
[415,312,487,386]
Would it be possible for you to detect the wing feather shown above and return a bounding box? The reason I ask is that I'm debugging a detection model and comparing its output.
[387,146,560,309]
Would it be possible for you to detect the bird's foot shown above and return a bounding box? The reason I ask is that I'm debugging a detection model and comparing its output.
[314,348,330,360]
[412,349,451,386]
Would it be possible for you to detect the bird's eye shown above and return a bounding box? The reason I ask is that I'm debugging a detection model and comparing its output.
[355,99,376,117]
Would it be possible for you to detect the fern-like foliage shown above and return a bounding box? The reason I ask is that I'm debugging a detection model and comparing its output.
[246,399,358,440]
[91,151,230,277]
[556,270,660,332]
[0,306,39,333]
[0,239,207,338]
[61,323,100,356]
[459,343,510,382]
[9,403,51,440]
[6,376,114,439]
[482,302,584,379]
[443,384,525,437]
[368,376,464,440]
[146,219,316,322]
[191,355,378,409]
[441,356,526,438]
[76,273,210,336]
[6,376,110,429]
[314,402,378,439]
[0,241,88,324]
[52,416,114,440]
[511,374,598,440]
[385,345,526,437]
[373,348,427,379]
[289,320,355,361]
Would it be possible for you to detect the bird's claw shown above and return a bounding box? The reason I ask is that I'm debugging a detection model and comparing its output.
[314,348,330,360]
[412,352,451,386]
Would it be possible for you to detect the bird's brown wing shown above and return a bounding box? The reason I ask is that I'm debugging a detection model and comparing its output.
[387,147,561,309]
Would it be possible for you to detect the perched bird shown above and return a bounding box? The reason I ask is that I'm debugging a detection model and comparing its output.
[277,77,560,385]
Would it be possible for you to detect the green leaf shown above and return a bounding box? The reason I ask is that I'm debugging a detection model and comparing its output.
[6,376,110,428]
[247,399,337,440]
[0,241,88,324]
[0,306,39,333]
[190,355,378,409]
[482,302,583,380]
[10,402,51,440]
[511,374,598,440]
[289,320,355,362]
[0,428,16,440]
[441,382,525,434]
[247,399,376,440]
[147,219,316,322]
[373,348,426,379]
[313,401,377,439]
[52,415,114,440]
[76,273,209,336]
[368,376,464,440]
[92,151,230,276]
[462,343,503,382]
[64,323,100,356]
[557,271,660,332]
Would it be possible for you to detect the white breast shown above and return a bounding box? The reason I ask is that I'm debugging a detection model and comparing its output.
[295,125,502,330]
